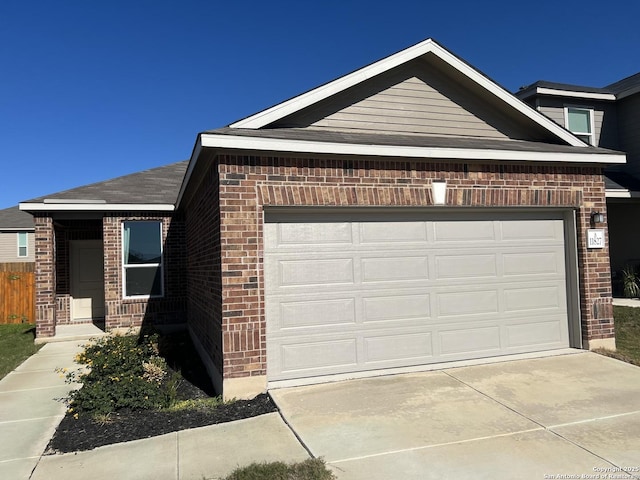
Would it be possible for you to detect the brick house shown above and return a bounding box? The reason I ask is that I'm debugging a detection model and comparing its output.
[21,39,625,399]
[20,161,188,337]
[515,75,640,294]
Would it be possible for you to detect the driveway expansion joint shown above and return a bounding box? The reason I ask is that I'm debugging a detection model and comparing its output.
[270,392,316,459]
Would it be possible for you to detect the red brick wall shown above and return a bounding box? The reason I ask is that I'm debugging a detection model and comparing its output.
[34,212,186,338]
[183,162,224,376]
[102,213,186,330]
[189,155,612,380]
[34,215,55,338]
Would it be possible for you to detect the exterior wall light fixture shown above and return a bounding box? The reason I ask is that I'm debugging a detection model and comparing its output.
[431,180,447,205]
[591,211,604,224]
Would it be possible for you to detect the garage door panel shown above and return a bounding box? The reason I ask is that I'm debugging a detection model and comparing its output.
[362,294,431,322]
[433,220,496,242]
[361,256,429,282]
[278,298,357,329]
[359,221,428,243]
[269,222,353,246]
[363,332,433,363]
[439,326,502,355]
[505,319,565,347]
[278,258,355,286]
[437,290,499,316]
[503,251,564,276]
[503,284,566,312]
[278,338,358,374]
[500,219,563,241]
[435,254,497,279]
[265,213,572,383]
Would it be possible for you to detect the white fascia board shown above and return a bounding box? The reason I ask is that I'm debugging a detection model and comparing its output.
[200,133,626,164]
[536,87,616,101]
[229,39,586,147]
[19,203,175,212]
[606,189,640,198]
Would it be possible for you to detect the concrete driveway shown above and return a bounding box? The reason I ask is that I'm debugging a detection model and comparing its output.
[270,352,640,479]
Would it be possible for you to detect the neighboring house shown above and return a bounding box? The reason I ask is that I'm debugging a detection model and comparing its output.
[516,74,640,294]
[21,39,625,399]
[0,206,35,263]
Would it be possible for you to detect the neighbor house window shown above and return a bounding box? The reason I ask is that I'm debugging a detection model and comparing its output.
[122,221,163,297]
[565,106,595,145]
[17,232,28,257]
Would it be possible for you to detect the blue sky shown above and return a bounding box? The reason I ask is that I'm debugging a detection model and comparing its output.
[1,0,639,209]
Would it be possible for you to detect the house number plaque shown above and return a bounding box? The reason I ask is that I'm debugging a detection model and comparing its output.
[587,229,605,249]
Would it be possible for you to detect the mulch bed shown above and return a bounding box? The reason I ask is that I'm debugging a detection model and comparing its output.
[45,330,279,454]
[46,391,278,454]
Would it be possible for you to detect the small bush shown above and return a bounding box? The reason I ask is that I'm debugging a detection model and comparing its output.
[221,458,336,480]
[64,333,179,415]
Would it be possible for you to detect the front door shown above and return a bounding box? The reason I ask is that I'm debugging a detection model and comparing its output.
[70,240,105,320]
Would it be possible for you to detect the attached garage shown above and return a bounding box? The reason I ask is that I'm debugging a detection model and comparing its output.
[265,209,577,384]
[177,38,622,399]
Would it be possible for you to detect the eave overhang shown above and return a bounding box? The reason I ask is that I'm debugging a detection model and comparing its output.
[199,132,626,164]
[19,203,175,212]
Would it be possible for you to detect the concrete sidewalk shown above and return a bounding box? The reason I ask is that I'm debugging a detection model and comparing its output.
[0,340,86,479]
[0,339,309,480]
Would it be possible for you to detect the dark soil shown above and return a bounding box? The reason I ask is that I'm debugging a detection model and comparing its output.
[45,329,279,454]
[47,391,277,454]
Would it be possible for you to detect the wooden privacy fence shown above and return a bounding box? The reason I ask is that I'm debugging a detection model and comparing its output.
[0,263,35,324]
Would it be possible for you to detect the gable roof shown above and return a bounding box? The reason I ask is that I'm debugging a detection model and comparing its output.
[178,39,626,207]
[20,161,188,212]
[229,38,585,147]
[0,206,34,230]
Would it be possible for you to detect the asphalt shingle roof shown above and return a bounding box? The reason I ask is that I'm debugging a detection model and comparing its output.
[23,161,189,205]
[0,206,34,229]
[206,127,622,156]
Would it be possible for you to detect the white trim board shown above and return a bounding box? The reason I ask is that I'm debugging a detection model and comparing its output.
[528,87,616,101]
[229,39,587,148]
[606,189,640,198]
[19,203,175,212]
[199,133,625,164]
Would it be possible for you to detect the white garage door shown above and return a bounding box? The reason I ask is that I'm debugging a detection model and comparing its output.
[265,211,571,383]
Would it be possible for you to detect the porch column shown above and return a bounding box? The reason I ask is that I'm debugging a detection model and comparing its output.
[34,215,56,338]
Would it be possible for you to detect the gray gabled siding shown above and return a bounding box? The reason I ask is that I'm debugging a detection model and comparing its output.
[273,61,541,141]
[535,97,619,150]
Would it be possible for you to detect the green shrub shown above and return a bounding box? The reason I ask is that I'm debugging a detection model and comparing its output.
[221,458,336,480]
[64,333,180,415]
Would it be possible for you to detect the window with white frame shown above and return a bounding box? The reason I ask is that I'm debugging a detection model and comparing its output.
[122,221,163,297]
[17,232,28,257]
[565,106,595,145]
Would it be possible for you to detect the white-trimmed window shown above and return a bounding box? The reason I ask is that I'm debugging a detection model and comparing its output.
[122,221,163,298]
[564,106,595,145]
[17,232,28,257]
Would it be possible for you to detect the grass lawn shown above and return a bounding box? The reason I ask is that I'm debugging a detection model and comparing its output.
[603,306,640,365]
[221,459,335,480]
[0,323,42,380]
